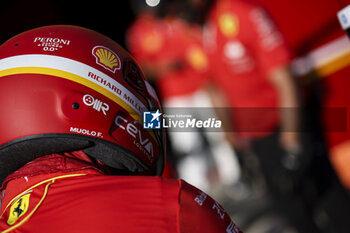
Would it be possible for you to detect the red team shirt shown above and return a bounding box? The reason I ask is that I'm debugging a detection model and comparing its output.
[0,152,241,233]
[205,0,292,137]
[126,14,209,100]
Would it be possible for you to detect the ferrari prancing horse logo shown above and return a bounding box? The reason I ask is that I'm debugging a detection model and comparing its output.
[7,192,31,225]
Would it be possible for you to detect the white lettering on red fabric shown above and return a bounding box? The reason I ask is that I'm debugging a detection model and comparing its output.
[226,221,240,233]
[194,192,207,206]
[212,201,225,219]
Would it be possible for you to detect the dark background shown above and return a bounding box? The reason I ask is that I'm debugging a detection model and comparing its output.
[0,0,134,48]
[1,0,348,54]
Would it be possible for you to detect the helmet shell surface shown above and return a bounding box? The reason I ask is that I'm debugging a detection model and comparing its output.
[0,25,164,179]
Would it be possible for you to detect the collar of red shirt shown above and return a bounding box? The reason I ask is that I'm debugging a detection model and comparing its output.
[0,151,106,193]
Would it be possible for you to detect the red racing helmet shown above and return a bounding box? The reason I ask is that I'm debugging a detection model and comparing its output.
[0,25,165,183]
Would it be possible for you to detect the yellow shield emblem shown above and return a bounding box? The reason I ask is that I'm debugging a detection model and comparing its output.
[186,46,208,71]
[7,193,31,225]
[92,46,121,73]
[218,13,239,38]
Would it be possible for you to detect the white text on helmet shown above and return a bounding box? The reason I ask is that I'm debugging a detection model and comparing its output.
[33,37,71,52]
[88,72,122,96]
[83,94,109,115]
[34,37,71,45]
[70,127,103,138]
[115,115,154,161]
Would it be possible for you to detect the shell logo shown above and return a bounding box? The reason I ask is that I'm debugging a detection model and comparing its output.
[92,46,121,73]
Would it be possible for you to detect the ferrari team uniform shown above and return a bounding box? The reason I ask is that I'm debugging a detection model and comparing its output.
[126,13,207,100]
[0,151,241,233]
[204,0,292,138]
[204,1,350,232]
[204,0,317,231]
[127,14,241,192]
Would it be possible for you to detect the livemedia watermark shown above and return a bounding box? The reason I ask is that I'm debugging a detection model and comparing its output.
[143,107,347,132]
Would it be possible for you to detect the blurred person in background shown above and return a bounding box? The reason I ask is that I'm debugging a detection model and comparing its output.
[126,0,243,198]
[203,0,350,232]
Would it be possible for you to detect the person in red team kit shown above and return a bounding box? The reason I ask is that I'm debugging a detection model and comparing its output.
[0,25,241,233]
[204,0,350,233]
[204,0,298,146]
[126,3,242,195]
